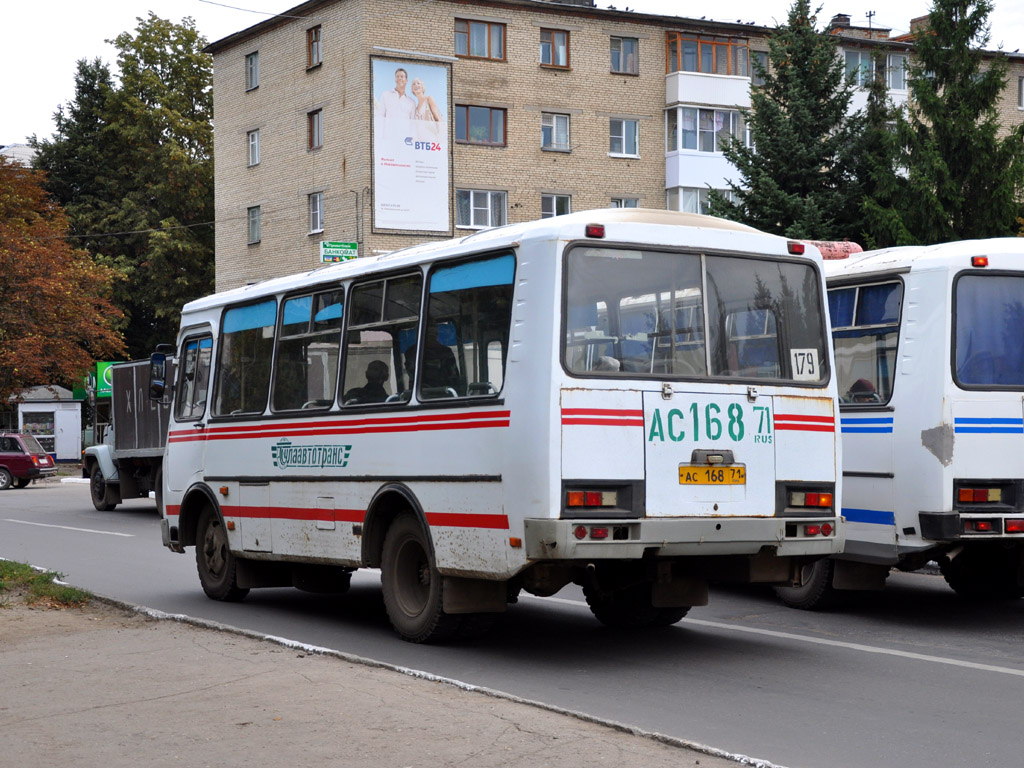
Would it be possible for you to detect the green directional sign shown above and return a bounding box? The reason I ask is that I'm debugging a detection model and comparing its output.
[320,241,358,263]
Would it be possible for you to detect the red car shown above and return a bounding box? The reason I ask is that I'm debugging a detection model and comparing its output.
[0,432,56,489]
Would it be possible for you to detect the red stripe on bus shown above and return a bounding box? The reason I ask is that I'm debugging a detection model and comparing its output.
[168,417,511,443]
[562,421,644,427]
[561,408,644,417]
[773,413,835,424]
[773,423,836,433]
[221,505,366,523]
[168,410,511,439]
[425,512,510,530]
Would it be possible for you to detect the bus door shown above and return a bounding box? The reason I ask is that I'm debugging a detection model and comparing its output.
[166,334,213,495]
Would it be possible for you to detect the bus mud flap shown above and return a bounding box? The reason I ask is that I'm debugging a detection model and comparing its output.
[442,576,508,614]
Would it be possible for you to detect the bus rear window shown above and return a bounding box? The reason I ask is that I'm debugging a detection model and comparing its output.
[955,274,1024,387]
[564,246,828,384]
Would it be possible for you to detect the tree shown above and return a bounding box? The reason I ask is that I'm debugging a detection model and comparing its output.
[711,0,862,240]
[32,14,214,358]
[0,157,124,405]
[880,0,1024,243]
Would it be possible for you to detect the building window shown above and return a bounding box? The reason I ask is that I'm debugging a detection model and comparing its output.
[611,37,638,74]
[456,189,507,229]
[666,33,748,76]
[609,118,638,156]
[309,192,324,233]
[247,206,261,244]
[308,109,322,150]
[455,106,506,146]
[541,194,570,218]
[751,50,769,87]
[541,112,570,151]
[540,29,569,68]
[669,107,746,153]
[245,52,259,90]
[247,129,260,166]
[611,197,638,208]
[667,186,738,215]
[1019,76,1024,108]
[307,26,322,68]
[845,50,873,87]
[887,53,907,91]
[455,19,505,60]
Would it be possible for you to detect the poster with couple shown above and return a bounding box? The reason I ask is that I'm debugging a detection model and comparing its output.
[371,57,451,233]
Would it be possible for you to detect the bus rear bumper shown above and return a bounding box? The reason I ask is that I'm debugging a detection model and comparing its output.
[524,516,844,560]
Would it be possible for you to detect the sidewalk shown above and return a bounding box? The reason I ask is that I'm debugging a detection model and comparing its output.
[0,598,764,768]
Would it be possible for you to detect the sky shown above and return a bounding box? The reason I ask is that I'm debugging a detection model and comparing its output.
[3,0,1024,146]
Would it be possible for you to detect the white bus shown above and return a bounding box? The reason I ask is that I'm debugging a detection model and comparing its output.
[154,209,844,642]
[777,239,1024,608]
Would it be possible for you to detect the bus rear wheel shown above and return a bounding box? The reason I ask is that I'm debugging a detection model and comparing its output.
[380,513,460,643]
[583,581,687,628]
[196,506,249,602]
[774,558,838,610]
[940,546,1024,600]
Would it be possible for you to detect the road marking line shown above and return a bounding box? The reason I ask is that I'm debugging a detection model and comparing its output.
[531,595,1024,678]
[3,519,134,537]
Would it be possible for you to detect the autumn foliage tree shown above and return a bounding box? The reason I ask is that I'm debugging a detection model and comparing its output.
[0,157,124,404]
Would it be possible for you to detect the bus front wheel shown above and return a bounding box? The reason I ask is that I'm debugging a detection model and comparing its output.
[196,506,249,602]
[380,513,460,643]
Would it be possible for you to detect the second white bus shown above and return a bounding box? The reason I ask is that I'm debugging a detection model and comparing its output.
[777,239,1024,608]
[155,209,845,641]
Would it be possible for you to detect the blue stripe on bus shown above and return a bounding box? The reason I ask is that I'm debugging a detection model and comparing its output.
[842,508,896,526]
[841,417,894,434]
[954,418,1024,434]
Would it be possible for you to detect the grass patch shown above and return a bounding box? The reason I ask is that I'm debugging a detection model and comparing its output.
[0,560,92,608]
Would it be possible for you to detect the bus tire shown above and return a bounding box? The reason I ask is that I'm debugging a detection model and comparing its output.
[196,506,249,602]
[380,513,460,643]
[154,467,164,517]
[774,558,837,610]
[90,467,117,511]
[940,546,1023,600]
[583,581,661,628]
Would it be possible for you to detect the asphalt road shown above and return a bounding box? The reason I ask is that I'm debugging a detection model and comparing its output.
[3,481,1023,768]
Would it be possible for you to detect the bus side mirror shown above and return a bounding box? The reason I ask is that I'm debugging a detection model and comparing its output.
[150,352,167,400]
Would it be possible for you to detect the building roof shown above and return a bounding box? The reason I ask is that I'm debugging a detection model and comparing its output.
[0,143,35,167]
[9,385,75,403]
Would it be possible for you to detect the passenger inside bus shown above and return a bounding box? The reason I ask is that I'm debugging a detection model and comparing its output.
[404,341,460,396]
[847,378,881,403]
[343,360,391,404]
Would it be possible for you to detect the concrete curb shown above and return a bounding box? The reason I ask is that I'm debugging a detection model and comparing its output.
[90,592,785,768]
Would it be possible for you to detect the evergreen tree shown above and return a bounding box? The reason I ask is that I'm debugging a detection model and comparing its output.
[883,0,1024,243]
[711,0,861,240]
[32,14,213,358]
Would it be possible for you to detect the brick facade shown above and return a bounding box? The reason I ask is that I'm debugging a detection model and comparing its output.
[208,0,1024,291]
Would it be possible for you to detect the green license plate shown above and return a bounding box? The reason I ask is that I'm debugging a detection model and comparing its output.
[679,465,746,485]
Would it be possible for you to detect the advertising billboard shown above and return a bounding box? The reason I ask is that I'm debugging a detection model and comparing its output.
[371,57,451,234]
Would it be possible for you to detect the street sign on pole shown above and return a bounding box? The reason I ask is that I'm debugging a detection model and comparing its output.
[320,241,358,262]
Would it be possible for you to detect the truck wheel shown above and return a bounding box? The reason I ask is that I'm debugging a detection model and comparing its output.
[196,506,249,602]
[774,558,837,610]
[0,469,12,491]
[380,513,460,643]
[90,467,117,511]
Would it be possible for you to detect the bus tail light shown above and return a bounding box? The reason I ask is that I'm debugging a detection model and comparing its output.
[787,241,806,255]
[802,523,834,537]
[1006,519,1024,533]
[957,487,1002,504]
[566,490,619,508]
[971,256,989,267]
[790,491,834,508]
[962,519,997,534]
[585,224,605,238]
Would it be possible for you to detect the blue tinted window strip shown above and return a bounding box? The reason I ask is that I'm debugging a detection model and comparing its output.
[843,508,896,526]
[223,299,276,333]
[283,296,312,326]
[430,253,514,293]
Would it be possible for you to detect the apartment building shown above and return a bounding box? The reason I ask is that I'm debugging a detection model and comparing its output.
[206,0,1024,290]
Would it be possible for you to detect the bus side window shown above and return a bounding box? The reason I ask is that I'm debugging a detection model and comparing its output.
[271,289,343,411]
[176,336,212,421]
[829,281,902,403]
[341,275,421,406]
[213,299,276,417]
[421,252,515,400]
